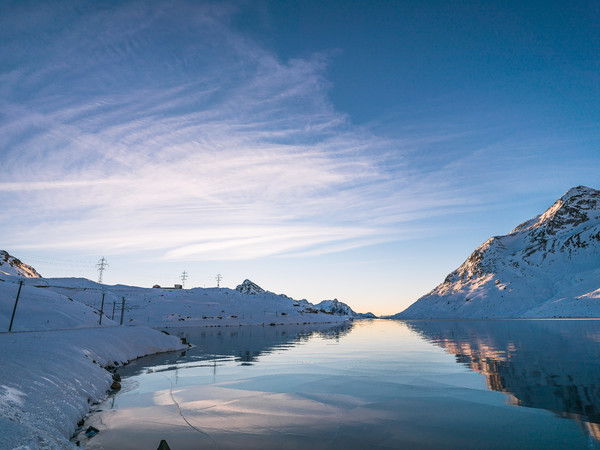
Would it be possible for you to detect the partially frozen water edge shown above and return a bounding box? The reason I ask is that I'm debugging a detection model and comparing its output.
[76,319,600,449]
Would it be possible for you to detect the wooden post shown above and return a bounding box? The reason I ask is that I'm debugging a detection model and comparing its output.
[120,297,125,325]
[111,301,116,320]
[99,292,106,325]
[8,280,23,332]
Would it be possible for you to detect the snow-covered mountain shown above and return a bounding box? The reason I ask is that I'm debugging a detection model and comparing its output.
[235,283,362,317]
[395,186,600,319]
[234,279,368,318]
[236,279,266,295]
[0,250,41,278]
[314,299,356,316]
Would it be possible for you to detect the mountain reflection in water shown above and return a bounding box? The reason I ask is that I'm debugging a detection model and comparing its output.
[405,319,600,441]
[78,320,599,449]
[117,322,354,377]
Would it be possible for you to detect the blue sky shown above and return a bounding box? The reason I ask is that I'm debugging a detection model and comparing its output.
[1,0,598,315]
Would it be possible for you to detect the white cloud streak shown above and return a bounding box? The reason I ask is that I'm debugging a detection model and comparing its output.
[0,0,477,261]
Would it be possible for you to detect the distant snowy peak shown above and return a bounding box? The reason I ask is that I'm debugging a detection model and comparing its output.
[396,186,600,319]
[234,280,363,317]
[0,250,41,278]
[358,312,377,319]
[235,279,266,295]
[315,299,357,316]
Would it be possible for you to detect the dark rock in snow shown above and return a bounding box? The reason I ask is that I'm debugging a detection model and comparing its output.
[235,279,266,295]
[84,426,99,437]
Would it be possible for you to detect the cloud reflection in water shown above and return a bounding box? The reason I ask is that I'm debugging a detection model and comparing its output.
[77,320,598,449]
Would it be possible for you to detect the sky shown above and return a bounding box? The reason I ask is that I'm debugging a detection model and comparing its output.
[0,0,598,315]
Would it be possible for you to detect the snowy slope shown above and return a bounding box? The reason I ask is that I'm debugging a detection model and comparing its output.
[0,258,188,449]
[38,278,355,327]
[395,186,600,319]
[0,276,111,332]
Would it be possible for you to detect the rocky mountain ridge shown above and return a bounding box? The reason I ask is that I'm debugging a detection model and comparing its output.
[235,279,266,295]
[314,299,357,316]
[0,250,42,278]
[235,279,363,317]
[396,186,600,318]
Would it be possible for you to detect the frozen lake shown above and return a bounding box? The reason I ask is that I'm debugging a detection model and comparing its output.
[77,319,600,449]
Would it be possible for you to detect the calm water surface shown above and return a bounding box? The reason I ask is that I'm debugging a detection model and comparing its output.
[78,319,600,449]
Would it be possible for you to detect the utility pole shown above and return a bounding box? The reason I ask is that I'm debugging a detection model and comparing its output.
[120,297,125,325]
[8,280,24,332]
[216,273,222,288]
[180,271,188,288]
[96,257,108,284]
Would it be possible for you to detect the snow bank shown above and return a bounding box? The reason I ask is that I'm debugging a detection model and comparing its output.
[0,270,186,449]
[0,326,185,449]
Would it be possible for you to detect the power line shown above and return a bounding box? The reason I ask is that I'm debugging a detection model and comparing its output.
[96,257,108,284]
[180,270,188,288]
[14,256,95,268]
[216,273,222,288]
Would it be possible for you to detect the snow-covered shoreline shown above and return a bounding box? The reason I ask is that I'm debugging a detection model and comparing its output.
[0,252,361,448]
[0,326,186,449]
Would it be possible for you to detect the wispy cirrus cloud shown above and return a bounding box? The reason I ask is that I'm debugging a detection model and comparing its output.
[0,0,478,261]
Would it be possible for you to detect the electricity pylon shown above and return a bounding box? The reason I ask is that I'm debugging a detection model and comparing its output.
[96,257,108,284]
[180,270,188,288]
[216,273,222,288]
